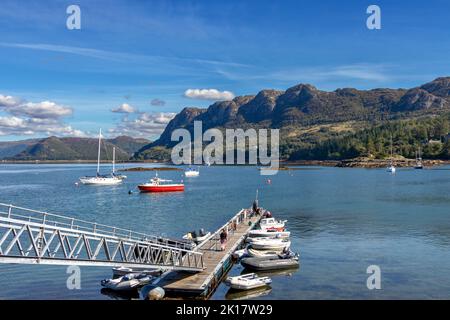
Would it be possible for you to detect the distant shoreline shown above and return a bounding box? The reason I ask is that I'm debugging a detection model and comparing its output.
[1,159,449,168]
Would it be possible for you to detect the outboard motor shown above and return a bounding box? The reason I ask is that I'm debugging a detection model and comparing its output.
[199,228,205,237]
[192,230,197,239]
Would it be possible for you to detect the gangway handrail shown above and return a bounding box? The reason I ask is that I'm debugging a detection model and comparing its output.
[0,202,191,250]
[0,203,204,271]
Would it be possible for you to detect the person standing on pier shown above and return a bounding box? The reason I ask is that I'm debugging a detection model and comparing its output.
[220,228,228,251]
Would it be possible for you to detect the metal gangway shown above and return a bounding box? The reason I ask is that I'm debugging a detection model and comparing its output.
[0,203,204,272]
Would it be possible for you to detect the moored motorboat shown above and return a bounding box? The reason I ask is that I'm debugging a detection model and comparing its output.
[232,248,250,259]
[225,273,272,291]
[250,238,291,251]
[247,248,285,258]
[247,229,290,240]
[184,168,200,177]
[182,229,211,243]
[259,218,287,231]
[112,267,162,277]
[241,255,299,271]
[101,273,152,291]
[138,174,184,193]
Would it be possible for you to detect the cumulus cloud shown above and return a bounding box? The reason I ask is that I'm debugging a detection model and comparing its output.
[111,103,136,113]
[184,88,235,101]
[0,93,84,137]
[0,116,85,137]
[0,95,72,119]
[9,101,72,119]
[150,98,166,106]
[0,94,22,107]
[109,112,176,138]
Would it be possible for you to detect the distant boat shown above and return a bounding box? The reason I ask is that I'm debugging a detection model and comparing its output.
[415,147,424,169]
[79,129,123,185]
[185,168,200,177]
[387,135,396,174]
[138,173,184,193]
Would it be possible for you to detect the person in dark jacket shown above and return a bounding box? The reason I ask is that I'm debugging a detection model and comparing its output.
[219,228,228,251]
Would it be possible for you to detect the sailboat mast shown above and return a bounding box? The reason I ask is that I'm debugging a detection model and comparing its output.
[390,135,393,160]
[97,129,102,176]
[112,147,116,174]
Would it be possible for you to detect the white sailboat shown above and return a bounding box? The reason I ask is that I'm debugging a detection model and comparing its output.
[414,147,424,169]
[79,129,123,185]
[386,135,396,174]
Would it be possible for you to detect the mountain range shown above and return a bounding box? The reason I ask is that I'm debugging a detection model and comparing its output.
[0,136,150,161]
[2,77,449,162]
[133,77,450,161]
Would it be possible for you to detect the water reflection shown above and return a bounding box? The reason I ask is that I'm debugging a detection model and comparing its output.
[225,287,272,300]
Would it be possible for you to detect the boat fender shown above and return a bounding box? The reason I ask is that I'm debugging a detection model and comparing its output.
[141,285,165,300]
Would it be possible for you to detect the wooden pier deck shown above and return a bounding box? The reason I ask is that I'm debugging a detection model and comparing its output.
[156,209,262,298]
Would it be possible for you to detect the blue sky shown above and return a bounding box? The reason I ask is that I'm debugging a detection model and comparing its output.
[0,0,450,140]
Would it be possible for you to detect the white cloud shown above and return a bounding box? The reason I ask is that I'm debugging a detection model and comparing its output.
[0,94,22,107]
[0,93,84,137]
[0,116,86,137]
[9,101,72,119]
[216,63,392,84]
[110,112,176,138]
[0,116,26,128]
[0,94,72,119]
[111,103,136,113]
[184,88,235,101]
[0,43,248,68]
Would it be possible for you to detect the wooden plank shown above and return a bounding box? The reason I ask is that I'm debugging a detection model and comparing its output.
[159,211,261,295]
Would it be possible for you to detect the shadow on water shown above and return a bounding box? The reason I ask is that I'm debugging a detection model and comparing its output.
[100,288,139,300]
[225,287,272,300]
[240,267,300,278]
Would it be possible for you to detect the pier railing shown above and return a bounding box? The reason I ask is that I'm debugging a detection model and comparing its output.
[196,208,258,251]
[0,203,192,250]
[0,203,204,271]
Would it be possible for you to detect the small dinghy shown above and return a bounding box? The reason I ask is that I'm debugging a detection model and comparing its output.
[247,229,290,240]
[226,273,272,291]
[241,255,299,271]
[182,229,211,243]
[112,267,162,277]
[184,168,200,177]
[259,218,287,231]
[250,238,291,251]
[101,273,152,292]
[232,248,250,259]
[247,248,284,258]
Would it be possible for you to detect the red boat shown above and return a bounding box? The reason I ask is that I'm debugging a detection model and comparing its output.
[138,176,184,193]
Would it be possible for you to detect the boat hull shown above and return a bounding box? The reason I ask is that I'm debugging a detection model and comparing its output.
[138,184,185,193]
[241,257,299,271]
[185,172,199,177]
[79,177,122,185]
[250,240,291,251]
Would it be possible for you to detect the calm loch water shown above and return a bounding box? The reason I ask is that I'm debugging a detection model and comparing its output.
[0,163,449,299]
